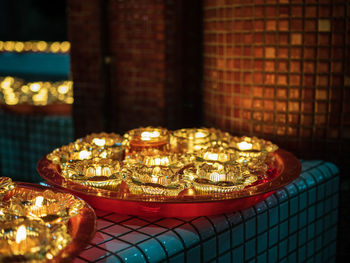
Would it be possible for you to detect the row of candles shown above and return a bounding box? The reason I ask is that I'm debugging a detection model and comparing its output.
[48,127,278,197]
[0,177,84,261]
[0,76,73,106]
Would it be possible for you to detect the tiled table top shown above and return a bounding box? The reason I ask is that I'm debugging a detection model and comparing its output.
[72,160,339,263]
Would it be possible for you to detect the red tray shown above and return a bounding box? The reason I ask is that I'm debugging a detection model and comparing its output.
[3,182,96,263]
[37,149,301,217]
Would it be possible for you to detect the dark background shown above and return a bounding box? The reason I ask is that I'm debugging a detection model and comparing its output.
[0,0,67,41]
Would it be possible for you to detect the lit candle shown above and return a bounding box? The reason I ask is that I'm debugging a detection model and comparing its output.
[92,138,106,147]
[237,141,253,151]
[171,128,211,153]
[127,127,169,153]
[78,150,91,160]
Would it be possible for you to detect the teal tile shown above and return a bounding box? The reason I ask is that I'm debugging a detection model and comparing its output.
[269,206,279,227]
[173,223,200,248]
[315,252,323,263]
[287,252,297,263]
[186,246,200,263]
[268,246,277,263]
[218,252,230,263]
[315,235,323,252]
[226,212,243,225]
[299,210,307,228]
[257,232,267,254]
[308,188,317,205]
[289,215,298,234]
[191,218,215,240]
[203,237,216,262]
[302,173,316,188]
[285,184,298,197]
[298,245,306,262]
[298,228,307,246]
[317,184,325,201]
[157,231,184,257]
[257,211,268,234]
[325,198,332,213]
[232,225,243,247]
[299,192,307,210]
[316,202,324,218]
[293,178,307,192]
[288,233,297,253]
[218,231,230,254]
[269,226,278,247]
[242,207,256,220]
[289,197,299,216]
[307,223,315,240]
[315,219,323,235]
[312,169,325,184]
[209,214,230,232]
[118,247,146,263]
[279,201,289,221]
[255,201,268,214]
[279,221,288,240]
[257,252,267,263]
[232,245,244,263]
[245,218,256,239]
[138,239,166,262]
[308,205,316,223]
[307,240,314,258]
[275,189,288,202]
[265,195,278,208]
[278,240,287,259]
[169,253,184,263]
[245,238,256,260]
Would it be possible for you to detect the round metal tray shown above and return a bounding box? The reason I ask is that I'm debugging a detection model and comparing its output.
[37,149,301,217]
[3,182,96,262]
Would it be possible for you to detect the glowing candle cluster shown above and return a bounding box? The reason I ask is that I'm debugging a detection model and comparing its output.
[0,41,70,53]
[0,76,73,106]
[47,127,278,197]
[0,177,84,261]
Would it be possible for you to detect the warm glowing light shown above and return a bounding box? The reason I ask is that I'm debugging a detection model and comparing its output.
[58,85,69,94]
[203,152,219,161]
[78,150,91,160]
[209,172,226,182]
[30,83,41,92]
[195,132,206,138]
[4,41,15,51]
[50,42,60,53]
[147,156,170,166]
[34,196,44,207]
[16,225,27,243]
[141,131,160,141]
[92,138,106,147]
[237,141,253,151]
[60,41,70,53]
[37,41,48,51]
[14,42,24,52]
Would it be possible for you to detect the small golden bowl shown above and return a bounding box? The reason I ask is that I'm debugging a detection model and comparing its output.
[170,128,212,153]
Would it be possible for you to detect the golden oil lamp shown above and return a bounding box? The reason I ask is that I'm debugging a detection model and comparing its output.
[170,128,212,153]
[61,158,124,191]
[0,177,16,200]
[0,219,51,261]
[183,160,257,194]
[127,164,185,196]
[125,127,170,153]
[228,136,278,164]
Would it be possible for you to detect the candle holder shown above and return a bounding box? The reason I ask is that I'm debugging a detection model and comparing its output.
[170,128,212,153]
[61,158,124,191]
[47,132,124,165]
[0,177,16,200]
[0,180,96,261]
[182,160,257,194]
[125,127,170,154]
[127,164,185,196]
[0,219,51,262]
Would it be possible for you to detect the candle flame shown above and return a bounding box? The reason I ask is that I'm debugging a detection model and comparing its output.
[195,131,206,138]
[92,138,106,147]
[141,131,160,141]
[78,150,91,160]
[16,225,26,243]
[34,196,44,207]
[237,141,253,151]
[203,152,219,161]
